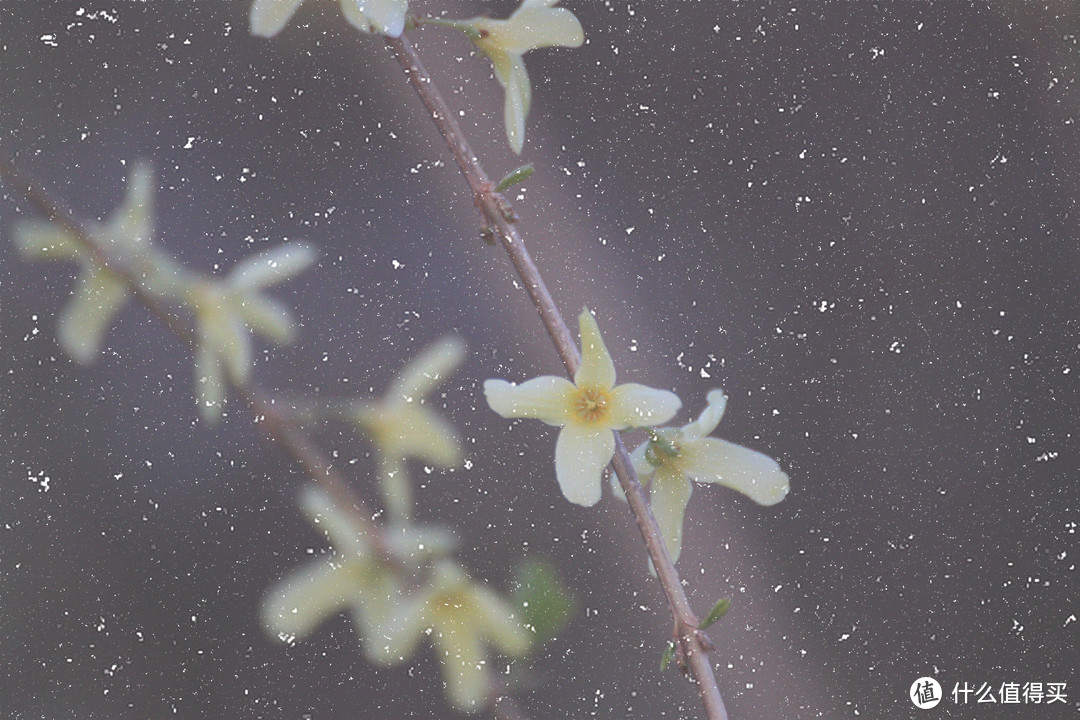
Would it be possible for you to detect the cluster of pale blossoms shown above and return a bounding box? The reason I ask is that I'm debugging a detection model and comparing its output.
[13,161,315,423]
[250,0,584,154]
[486,310,790,564]
[14,3,791,712]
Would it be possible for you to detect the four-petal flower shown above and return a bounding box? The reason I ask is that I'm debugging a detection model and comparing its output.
[629,389,790,563]
[250,0,409,38]
[186,242,316,421]
[13,161,166,362]
[485,308,680,506]
[462,0,584,153]
[344,337,465,521]
[367,560,530,712]
[261,485,457,649]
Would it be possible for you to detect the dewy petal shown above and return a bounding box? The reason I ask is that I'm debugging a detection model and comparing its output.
[649,467,693,564]
[573,308,616,390]
[230,242,316,290]
[487,50,530,155]
[298,484,370,559]
[497,4,584,54]
[683,389,727,440]
[260,560,351,639]
[108,160,154,252]
[378,455,413,522]
[13,220,80,260]
[435,619,489,711]
[237,293,298,344]
[390,336,466,400]
[389,406,462,467]
[484,376,575,426]
[628,440,654,484]
[607,383,681,429]
[57,268,128,363]
[366,591,430,667]
[250,0,306,37]
[340,0,408,36]
[681,437,790,506]
[554,424,613,506]
[194,341,225,423]
[470,585,531,657]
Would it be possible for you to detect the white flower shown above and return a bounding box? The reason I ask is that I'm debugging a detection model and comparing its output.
[187,242,316,421]
[367,560,530,712]
[463,0,584,154]
[485,308,680,506]
[629,390,790,563]
[13,162,160,362]
[250,0,409,38]
[261,485,457,648]
[345,337,465,521]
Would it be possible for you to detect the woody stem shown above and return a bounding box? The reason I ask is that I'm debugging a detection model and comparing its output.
[385,33,729,720]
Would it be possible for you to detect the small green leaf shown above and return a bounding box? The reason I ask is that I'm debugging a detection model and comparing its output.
[495,163,535,192]
[660,641,676,672]
[512,559,576,646]
[699,597,732,630]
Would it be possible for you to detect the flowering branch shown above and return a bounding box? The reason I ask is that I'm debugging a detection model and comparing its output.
[0,152,535,720]
[385,34,730,720]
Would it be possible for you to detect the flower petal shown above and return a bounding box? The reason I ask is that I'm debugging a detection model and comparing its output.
[107,160,154,252]
[230,242,316,289]
[683,389,727,439]
[260,559,351,639]
[627,440,654,486]
[489,51,530,155]
[681,438,790,506]
[390,337,466,400]
[249,0,306,37]
[378,456,412,522]
[470,585,531,657]
[237,293,298,344]
[649,468,693,564]
[607,383,681,429]
[341,0,408,36]
[484,376,575,426]
[366,590,430,666]
[57,268,128,363]
[573,308,616,390]
[194,340,225,423]
[13,220,80,260]
[298,484,370,558]
[554,424,612,506]
[498,5,584,54]
[387,406,462,467]
[435,619,489,711]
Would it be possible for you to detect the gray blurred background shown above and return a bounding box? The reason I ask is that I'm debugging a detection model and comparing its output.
[2,1,1078,718]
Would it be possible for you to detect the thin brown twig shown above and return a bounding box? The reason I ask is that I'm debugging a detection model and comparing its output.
[384,34,729,720]
[1,151,539,720]
[0,153,393,568]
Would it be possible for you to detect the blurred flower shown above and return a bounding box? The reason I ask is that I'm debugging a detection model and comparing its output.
[186,242,315,422]
[261,485,457,648]
[12,161,167,362]
[345,337,465,521]
[249,0,409,38]
[368,560,530,712]
[485,308,680,506]
[461,0,584,153]
[628,390,790,563]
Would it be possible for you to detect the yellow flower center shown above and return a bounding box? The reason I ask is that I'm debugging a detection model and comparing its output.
[572,387,609,424]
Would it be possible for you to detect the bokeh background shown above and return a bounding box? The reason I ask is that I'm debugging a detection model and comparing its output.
[2,1,1077,718]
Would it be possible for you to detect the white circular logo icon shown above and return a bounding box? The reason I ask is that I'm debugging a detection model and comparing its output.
[910,677,942,709]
